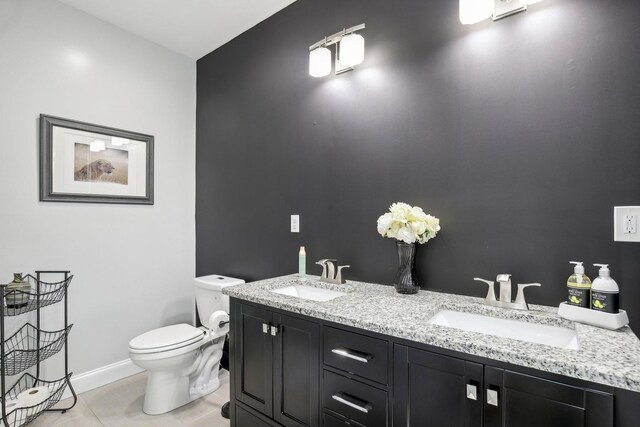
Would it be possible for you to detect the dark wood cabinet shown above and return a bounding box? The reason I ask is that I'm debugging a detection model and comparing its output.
[236,404,276,427]
[234,303,274,418]
[274,313,320,427]
[483,366,613,427]
[231,298,631,427]
[393,345,483,427]
[394,344,614,427]
[323,370,388,427]
[233,301,320,427]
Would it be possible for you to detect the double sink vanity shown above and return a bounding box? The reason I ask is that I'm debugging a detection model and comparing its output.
[224,275,640,427]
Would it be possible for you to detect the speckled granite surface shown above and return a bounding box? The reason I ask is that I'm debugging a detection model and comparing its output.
[223,274,640,393]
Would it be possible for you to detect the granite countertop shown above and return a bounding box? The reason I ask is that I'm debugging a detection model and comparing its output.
[223,274,640,393]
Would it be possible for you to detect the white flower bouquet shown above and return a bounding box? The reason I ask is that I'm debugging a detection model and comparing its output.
[376,202,440,244]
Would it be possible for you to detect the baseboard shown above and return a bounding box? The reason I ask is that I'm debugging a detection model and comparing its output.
[62,359,144,400]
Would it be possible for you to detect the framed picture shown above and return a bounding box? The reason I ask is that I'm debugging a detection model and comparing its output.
[39,115,154,205]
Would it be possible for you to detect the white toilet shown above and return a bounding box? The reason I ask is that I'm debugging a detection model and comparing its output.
[128,274,244,415]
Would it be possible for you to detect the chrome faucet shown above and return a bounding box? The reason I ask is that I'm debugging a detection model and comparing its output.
[496,274,512,303]
[316,259,350,284]
[473,274,541,311]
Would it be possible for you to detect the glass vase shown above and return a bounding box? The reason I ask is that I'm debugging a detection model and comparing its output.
[394,241,420,294]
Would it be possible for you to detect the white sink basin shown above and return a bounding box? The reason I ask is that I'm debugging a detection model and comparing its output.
[428,310,580,350]
[271,285,346,302]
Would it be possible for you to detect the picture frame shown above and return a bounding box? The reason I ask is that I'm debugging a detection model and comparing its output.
[39,115,154,205]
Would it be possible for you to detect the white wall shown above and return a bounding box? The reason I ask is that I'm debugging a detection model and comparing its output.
[0,0,196,385]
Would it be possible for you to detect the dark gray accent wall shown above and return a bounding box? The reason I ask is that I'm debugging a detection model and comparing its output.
[196,0,640,326]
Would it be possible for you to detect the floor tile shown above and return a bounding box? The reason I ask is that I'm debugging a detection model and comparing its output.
[30,395,102,427]
[22,370,232,426]
[187,411,231,427]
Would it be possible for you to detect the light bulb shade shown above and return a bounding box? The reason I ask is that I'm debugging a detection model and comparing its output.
[459,0,493,25]
[339,33,365,67]
[309,47,331,78]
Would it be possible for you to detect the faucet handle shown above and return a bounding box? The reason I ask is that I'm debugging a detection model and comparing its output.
[473,278,497,302]
[514,283,541,308]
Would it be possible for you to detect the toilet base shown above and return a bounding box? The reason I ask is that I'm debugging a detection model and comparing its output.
[142,368,222,415]
[143,369,192,415]
[190,376,220,400]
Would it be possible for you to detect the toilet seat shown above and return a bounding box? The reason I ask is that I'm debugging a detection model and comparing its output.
[129,324,204,354]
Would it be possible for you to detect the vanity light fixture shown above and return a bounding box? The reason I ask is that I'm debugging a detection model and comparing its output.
[309,23,365,77]
[460,0,544,25]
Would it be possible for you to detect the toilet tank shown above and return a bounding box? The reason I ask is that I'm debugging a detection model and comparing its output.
[194,275,245,328]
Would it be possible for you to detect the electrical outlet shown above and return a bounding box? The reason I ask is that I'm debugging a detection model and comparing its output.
[624,215,637,234]
[614,207,640,242]
[291,215,300,233]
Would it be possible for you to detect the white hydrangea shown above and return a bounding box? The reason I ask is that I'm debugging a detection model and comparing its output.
[377,202,440,244]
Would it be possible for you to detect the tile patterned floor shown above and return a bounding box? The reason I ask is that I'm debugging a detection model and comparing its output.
[30,370,231,427]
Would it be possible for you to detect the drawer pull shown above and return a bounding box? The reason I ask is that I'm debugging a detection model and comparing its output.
[331,392,372,414]
[331,348,372,363]
[466,384,477,401]
[487,389,499,407]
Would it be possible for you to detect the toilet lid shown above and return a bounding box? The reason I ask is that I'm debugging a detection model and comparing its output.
[129,324,204,353]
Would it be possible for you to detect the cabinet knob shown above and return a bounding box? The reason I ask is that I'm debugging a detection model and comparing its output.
[262,323,269,334]
[270,325,279,336]
[466,384,477,401]
[487,389,499,407]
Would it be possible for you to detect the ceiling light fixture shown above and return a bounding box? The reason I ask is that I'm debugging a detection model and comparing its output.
[309,24,365,77]
[460,0,544,25]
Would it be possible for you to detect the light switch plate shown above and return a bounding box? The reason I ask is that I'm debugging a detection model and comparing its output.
[290,215,300,233]
[614,206,640,242]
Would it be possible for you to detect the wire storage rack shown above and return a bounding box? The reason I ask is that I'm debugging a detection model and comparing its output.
[0,271,76,427]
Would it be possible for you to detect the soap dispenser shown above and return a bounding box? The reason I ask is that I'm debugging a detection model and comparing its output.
[591,264,619,313]
[567,262,591,308]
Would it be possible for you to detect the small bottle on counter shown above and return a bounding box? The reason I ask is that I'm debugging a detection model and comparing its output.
[299,246,306,276]
[591,264,619,314]
[566,262,591,308]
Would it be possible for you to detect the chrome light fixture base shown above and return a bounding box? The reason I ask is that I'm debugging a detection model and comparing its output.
[309,23,366,77]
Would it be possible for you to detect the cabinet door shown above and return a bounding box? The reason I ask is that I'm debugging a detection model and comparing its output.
[483,367,613,427]
[234,303,274,417]
[235,404,275,427]
[393,345,483,427]
[273,313,320,427]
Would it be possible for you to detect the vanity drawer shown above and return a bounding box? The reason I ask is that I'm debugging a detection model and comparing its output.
[323,411,366,427]
[323,326,388,384]
[323,370,388,427]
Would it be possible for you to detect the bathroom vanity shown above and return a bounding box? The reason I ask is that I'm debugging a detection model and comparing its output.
[224,275,640,427]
